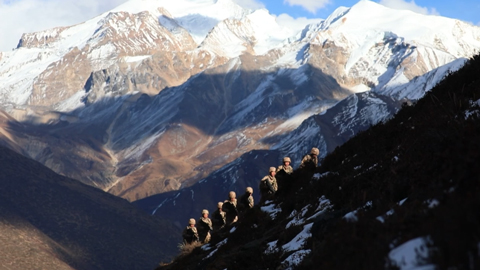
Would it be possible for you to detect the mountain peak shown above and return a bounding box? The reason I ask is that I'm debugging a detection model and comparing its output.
[111,0,249,44]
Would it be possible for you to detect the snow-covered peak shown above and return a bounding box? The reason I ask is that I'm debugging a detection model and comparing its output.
[314,0,480,54]
[111,0,250,44]
[113,0,247,20]
[199,8,306,57]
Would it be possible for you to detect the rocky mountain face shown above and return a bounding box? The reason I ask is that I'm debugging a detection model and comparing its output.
[0,0,479,205]
[156,53,480,270]
[0,145,179,270]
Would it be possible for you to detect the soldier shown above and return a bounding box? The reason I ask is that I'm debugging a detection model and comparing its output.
[182,218,199,245]
[197,209,213,243]
[276,157,294,195]
[277,157,293,174]
[238,187,254,213]
[212,202,226,231]
[299,147,319,170]
[222,191,238,225]
[259,167,278,204]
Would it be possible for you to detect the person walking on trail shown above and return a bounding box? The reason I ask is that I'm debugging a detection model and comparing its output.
[212,202,226,231]
[259,167,278,204]
[222,191,238,225]
[299,147,319,170]
[238,187,254,213]
[277,157,293,175]
[182,218,199,244]
[197,209,213,243]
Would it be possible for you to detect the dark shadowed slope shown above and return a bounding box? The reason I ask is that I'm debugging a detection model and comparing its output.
[0,146,179,270]
[156,54,480,270]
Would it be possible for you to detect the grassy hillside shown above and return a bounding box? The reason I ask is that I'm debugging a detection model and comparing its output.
[0,146,179,270]
[157,53,480,269]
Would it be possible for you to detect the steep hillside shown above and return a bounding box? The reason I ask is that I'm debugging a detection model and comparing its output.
[156,54,480,269]
[0,146,179,270]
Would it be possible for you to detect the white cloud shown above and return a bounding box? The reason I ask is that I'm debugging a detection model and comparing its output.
[231,0,265,10]
[0,0,127,52]
[283,0,331,14]
[275,13,322,34]
[377,0,439,16]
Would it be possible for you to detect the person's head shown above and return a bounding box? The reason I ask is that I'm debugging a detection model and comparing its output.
[269,166,276,176]
[283,157,291,166]
[217,201,223,209]
[202,209,209,218]
[310,147,319,157]
[246,187,253,194]
[189,218,196,227]
[229,191,236,200]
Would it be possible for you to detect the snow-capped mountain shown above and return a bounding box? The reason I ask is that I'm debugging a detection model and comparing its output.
[0,0,479,203]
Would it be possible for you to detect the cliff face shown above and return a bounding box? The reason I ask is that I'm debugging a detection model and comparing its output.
[156,54,480,270]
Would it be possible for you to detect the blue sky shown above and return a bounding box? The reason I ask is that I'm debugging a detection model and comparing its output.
[259,0,479,24]
[0,0,479,51]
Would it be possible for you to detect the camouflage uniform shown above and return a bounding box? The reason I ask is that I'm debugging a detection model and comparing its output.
[277,157,293,174]
[299,148,319,170]
[182,219,199,244]
[238,187,254,213]
[222,192,238,225]
[197,210,213,243]
[277,164,293,174]
[259,167,278,204]
[260,175,278,194]
[212,202,226,231]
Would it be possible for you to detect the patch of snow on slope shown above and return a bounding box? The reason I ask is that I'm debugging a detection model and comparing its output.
[271,98,337,135]
[54,90,86,112]
[343,210,358,222]
[381,57,468,100]
[152,198,168,215]
[282,223,313,252]
[286,205,309,229]
[0,48,62,105]
[265,240,278,254]
[261,203,282,219]
[389,237,435,270]
[281,249,311,270]
[124,55,151,63]
[121,130,165,160]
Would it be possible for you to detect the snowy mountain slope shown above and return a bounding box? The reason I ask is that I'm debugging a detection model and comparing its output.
[0,0,480,203]
[298,0,480,93]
